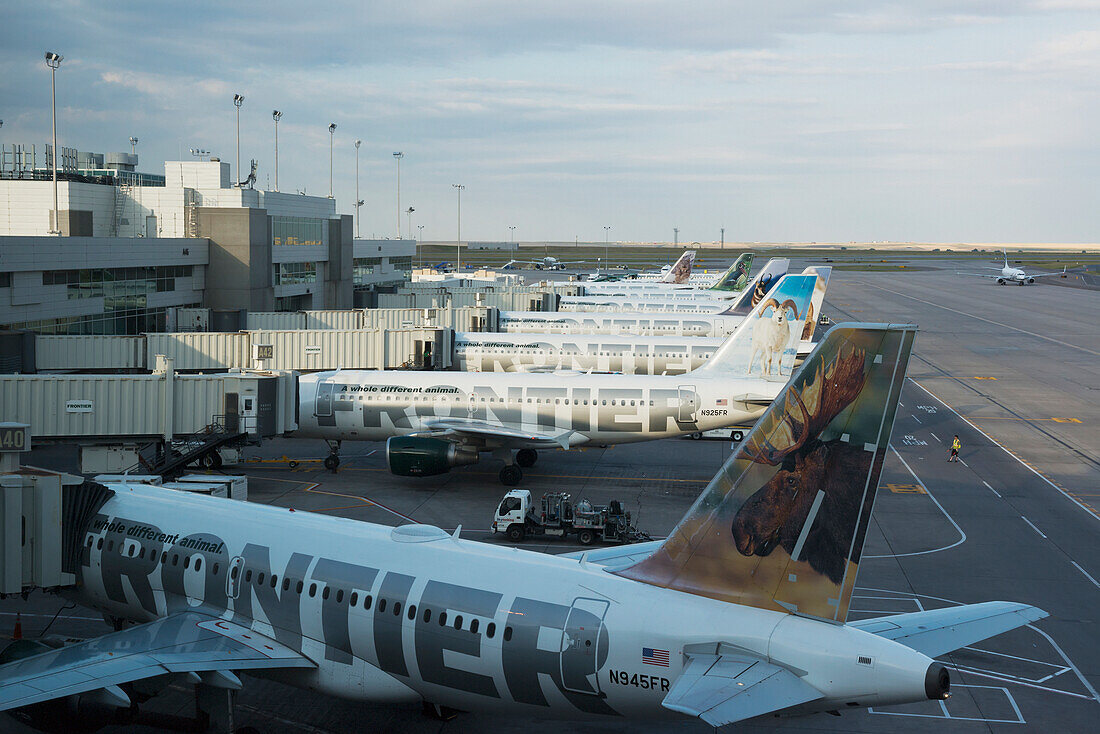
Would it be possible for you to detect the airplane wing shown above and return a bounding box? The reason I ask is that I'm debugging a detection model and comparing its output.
[412,417,579,449]
[848,601,1047,658]
[662,651,822,727]
[0,611,314,713]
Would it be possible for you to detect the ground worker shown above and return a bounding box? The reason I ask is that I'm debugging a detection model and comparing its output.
[950,434,961,462]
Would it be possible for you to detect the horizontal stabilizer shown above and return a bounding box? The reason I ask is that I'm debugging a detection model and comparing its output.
[558,539,663,568]
[663,652,822,726]
[0,612,314,713]
[849,601,1048,658]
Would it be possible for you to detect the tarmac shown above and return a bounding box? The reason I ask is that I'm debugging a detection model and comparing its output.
[2,264,1098,733]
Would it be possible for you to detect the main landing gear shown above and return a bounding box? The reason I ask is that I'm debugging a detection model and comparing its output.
[494,449,537,486]
[323,440,342,472]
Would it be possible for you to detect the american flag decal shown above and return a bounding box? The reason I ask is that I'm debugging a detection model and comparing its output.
[715,399,728,406]
[642,647,670,667]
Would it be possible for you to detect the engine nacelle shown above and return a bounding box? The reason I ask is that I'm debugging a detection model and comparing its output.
[386,437,479,477]
[1026,277,1035,284]
[996,277,1006,285]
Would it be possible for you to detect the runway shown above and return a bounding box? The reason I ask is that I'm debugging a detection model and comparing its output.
[2,265,1098,732]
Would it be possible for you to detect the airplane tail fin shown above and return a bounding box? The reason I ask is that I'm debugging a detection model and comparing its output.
[707,253,755,292]
[799,266,832,343]
[618,322,917,622]
[693,274,816,378]
[716,258,790,315]
[660,250,697,283]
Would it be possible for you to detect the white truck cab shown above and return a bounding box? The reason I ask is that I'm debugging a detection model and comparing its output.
[492,489,531,539]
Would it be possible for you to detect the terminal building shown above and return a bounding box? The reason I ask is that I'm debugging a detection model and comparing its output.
[0,148,414,334]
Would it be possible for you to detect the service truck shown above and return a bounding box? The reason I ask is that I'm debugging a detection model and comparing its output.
[492,490,650,545]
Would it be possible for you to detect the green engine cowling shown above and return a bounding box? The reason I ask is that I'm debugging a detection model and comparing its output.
[386,437,479,477]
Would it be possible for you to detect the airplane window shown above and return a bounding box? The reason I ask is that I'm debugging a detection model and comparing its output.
[128,545,136,557]
[230,566,239,580]
[184,556,190,569]
[297,580,304,594]
[172,554,179,566]
[601,400,607,406]
[283,578,290,591]
[649,400,654,406]
[270,574,278,588]
[138,547,145,559]
[454,615,463,630]
[212,563,219,575]
[107,540,114,551]
[527,398,532,403]
[336,589,344,603]
[423,608,431,623]
[503,626,513,642]
[245,569,253,582]
[408,605,416,620]
[439,611,447,626]
[470,619,479,634]
[257,571,265,584]
[87,537,93,547]
[350,592,358,605]
[161,552,168,564]
[584,400,589,405]
[378,598,386,612]
[630,400,636,406]
[195,558,203,572]
[364,595,373,609]
[323,587,331,601]
[393,601,401,616]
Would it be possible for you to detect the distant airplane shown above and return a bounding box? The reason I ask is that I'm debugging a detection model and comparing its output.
[297,274,817,484]
[504,255,588,271]
[960,250,1054,285]
[0,323,1045,729]
[430,261,452,272]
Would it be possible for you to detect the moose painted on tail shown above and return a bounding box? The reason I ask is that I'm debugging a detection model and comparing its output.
[731,345,871,584]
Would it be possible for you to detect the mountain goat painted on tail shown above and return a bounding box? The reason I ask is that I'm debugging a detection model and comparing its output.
[747,297,801,376]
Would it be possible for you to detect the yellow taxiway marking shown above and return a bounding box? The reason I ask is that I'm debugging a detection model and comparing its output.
[973,416,1082,423]
[972,376,997,380]
[885,483,927,494]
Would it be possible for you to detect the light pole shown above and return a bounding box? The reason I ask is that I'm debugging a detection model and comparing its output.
[452,183,465,271]
[45,51,63,234]
[417,224,424,268]
[603,225,611,268]
[233,93,244,187]
[129,136,138,155]
[272,110,281,191]
[354,139,363,238]
[406,207,415,245]
[674,227,679,248]
[327,123,336,198]
[392,152,404,238]
[720,227,724,249]
[509,225,516,257]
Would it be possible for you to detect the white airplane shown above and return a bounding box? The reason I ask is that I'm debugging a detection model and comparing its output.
[504,255,589,271]
[501,260,795,332]
[0,323,1046,730]
[560,258,799,312]
[457,267,832,374]
[296,275,817,484]
[960,250,1047,285]
[583,253,751,293]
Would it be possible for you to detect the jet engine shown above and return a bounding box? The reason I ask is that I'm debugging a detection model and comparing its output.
[996,277,1006,285]
[1026,277,1035,284]
[386,437,479,477]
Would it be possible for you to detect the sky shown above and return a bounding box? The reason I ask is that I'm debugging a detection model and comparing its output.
[1,1,1098,243]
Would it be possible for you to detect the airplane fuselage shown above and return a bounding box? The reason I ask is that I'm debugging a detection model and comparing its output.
[295,369,773,445]
[74,485,937,720]
[498,311,747,337]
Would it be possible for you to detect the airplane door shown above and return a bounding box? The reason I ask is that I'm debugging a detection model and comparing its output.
[225,556,245,600]
[678,385,697,422]
[314,378,334,417]
[560,597,610,696]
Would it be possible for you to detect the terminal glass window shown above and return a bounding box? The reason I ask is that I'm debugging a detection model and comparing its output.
[274,261,317,286]
[272,216,323,247]
[390,256,412,275]
[43,266,192,300]
[353,257,380,283]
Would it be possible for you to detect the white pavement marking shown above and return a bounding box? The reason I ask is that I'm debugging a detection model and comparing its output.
[958,457,969,466]
[865,447,966,558]
[911,379,1098,523]
[929,431,941,443]
[982,480,1002,498]
[1021,516,1048,539]
[1070,561,1100,590]
[862,281,1100,357]
[911,414,922,424]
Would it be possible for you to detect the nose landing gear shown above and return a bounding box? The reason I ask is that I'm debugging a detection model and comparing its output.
[323,440,342,472]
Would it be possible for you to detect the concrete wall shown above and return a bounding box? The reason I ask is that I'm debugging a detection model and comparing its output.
[196,207,273,311]
[325,215,354,309]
